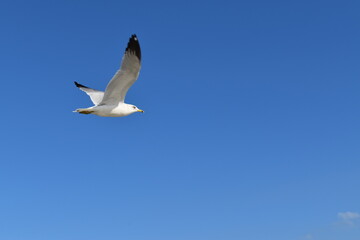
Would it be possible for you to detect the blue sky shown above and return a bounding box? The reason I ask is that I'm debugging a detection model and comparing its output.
[0,0,359,239]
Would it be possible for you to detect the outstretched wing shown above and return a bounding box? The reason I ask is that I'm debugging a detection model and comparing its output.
[99,34,141,105]
[74,81,104,106]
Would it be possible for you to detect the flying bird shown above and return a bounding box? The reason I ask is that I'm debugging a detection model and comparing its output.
[73,34,143,117]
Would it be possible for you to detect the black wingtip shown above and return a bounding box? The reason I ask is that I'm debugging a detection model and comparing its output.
[125,34,141,61]
[74,81,88,88]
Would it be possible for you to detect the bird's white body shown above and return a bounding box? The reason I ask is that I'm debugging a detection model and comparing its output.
[76,103,142,117]
[73,34,143,117]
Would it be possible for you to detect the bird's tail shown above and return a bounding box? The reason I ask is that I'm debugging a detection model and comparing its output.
[73,108,94,114]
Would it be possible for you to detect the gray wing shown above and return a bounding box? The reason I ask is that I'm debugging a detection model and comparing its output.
[74,81,104,105]
[99,34,141,105]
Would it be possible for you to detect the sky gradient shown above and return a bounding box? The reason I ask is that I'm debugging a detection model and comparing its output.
[0,0,359,239]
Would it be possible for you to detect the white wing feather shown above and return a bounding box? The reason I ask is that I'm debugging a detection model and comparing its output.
[74,82,104,105]
[99,35,141,105]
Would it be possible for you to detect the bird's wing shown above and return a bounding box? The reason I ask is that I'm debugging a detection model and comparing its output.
[99,34,141,106]
[74,81,104,106]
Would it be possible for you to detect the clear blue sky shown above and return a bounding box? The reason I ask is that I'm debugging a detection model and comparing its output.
[0,0,359,239]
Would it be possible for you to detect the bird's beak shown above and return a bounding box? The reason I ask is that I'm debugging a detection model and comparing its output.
[137,109,144,113]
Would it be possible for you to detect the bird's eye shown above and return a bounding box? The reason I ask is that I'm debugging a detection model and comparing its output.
[133,106,136,109]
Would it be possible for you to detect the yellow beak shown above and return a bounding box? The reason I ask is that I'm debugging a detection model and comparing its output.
[137,109,144,113]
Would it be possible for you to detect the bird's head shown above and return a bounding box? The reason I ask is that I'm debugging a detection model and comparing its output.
[129,104,144,114]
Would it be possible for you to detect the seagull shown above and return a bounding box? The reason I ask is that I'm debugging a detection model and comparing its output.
[73,34,143,117]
